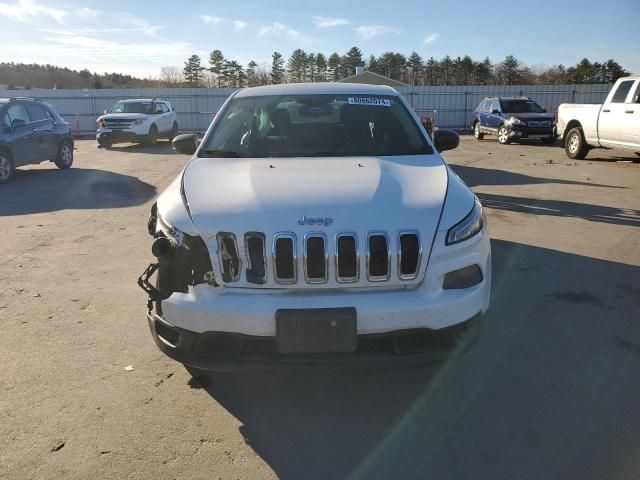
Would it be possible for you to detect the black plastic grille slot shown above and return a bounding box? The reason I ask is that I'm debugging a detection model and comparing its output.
[245,232,266,284]
[216,233,241,283]
[368,234,389,281]
[399,233,420,279]
[336,234,358,282]
[274,235,296,283]
[305,235,327,283]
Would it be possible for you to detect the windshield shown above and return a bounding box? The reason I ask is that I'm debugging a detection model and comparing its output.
[111,101,153,114]
[200,94,432,157]
[501,100,545,114]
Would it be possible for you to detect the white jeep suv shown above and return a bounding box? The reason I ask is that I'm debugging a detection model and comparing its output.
[139,83,491,371]
[96,98,178,147]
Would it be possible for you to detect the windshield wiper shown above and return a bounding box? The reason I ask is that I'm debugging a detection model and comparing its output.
[198,149,242,158]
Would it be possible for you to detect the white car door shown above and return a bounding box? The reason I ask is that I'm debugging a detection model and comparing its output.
[152,102,168,133]
[599,79,636,147]
[620,80,640,148]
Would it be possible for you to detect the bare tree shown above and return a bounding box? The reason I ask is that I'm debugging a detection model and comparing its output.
[159,66,183,87]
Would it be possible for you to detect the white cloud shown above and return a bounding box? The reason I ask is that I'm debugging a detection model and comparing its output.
[0,5,191,77]
[0,0,66,23]
[200,15,248,32]
[259,22,309,42]
[77,7,98,19]
[355,24,400,41]
[423,32,439,45]
[200,15,223,26]
[232,20,248,31]
[312,15,350,28]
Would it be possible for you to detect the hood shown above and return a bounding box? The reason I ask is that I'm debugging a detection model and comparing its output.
[183,154,448,246]
[182,155,451,288]
[504,112,555,122]
[100,113,148,121]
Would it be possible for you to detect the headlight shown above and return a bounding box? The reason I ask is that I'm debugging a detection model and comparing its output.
[133,119,145,125]
[446,197,485,245]
[507,116,526,126]
[96,118,105,128]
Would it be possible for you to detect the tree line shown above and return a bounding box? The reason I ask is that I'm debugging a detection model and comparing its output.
[0,62,160,89]
[0,51,630,91]
[174,47,630,88]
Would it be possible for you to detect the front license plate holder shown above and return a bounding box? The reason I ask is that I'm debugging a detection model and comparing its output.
[276,308,357,354]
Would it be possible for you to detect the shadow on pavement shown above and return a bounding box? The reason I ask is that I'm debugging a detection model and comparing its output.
[102,140,179,156]
[451,164,623,189]
[479,192,640,228]
[193,239,640,480]
[0,167,156,216]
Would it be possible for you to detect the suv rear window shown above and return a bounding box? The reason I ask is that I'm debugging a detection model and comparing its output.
[200,94,432,158]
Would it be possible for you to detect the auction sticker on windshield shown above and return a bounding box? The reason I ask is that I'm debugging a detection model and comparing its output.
[347,97,391,107]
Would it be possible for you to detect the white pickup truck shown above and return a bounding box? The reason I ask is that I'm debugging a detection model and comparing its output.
[558,76,640,159]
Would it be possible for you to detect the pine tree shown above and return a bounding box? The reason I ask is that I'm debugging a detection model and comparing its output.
[407,52,423,85]
[343,47,363,76]
[271,52,285,84]
[328,53,341,81]
[208,50,225,87]
[315,53,327,82]
[246,61,258,87]
[183,54,205,87]
[287,49,307,82]
[499,55,520,84]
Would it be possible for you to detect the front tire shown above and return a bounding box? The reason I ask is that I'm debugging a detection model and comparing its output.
[473,122,484,141]
[0,151,15,184]
[565,127,588,159]
[54,140,74,169]
[497,125,511,145]
[146,125,158,146]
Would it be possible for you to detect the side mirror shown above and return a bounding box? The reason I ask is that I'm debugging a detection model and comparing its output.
[103,109,108,114]
[172,134,198,155]
[542,108,548,113]
[491,109,500,115]
[155,109,163,114]
[433,129,459,152]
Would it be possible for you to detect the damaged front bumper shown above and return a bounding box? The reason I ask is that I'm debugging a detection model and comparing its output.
[146,303,485,372]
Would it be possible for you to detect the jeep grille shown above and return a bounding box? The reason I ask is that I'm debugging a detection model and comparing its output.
[215,231,422,287]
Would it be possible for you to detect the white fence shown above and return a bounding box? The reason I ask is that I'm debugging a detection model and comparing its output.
[0,84,611,133]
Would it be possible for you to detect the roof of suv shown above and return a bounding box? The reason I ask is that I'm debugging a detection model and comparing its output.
[484,96,531,101]
[234,82,400,98]
[117,98,169,103]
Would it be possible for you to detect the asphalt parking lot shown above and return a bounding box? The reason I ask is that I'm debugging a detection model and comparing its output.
[1,136,639,480]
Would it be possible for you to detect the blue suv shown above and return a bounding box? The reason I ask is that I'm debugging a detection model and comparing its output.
[471,96,556,145]
[0,97,74,184]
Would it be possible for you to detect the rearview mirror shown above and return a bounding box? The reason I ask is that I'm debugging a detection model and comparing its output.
[433,129,459,152]
[172,134,198,155]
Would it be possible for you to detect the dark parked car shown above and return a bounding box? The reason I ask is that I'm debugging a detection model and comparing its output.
[471,96,556,145]
[0,97,74,184]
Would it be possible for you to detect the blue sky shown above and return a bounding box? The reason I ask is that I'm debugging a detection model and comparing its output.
[0,0,638,78]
